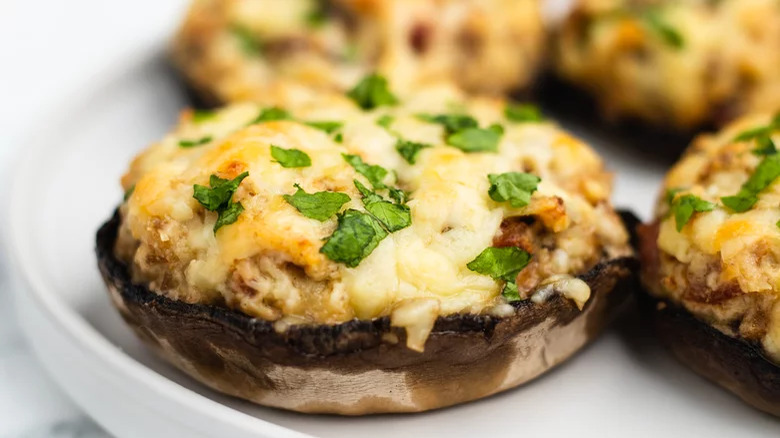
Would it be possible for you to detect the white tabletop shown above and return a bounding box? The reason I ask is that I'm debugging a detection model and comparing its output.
[0,1,187,436]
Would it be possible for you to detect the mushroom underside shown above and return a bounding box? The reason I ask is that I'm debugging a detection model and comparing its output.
[637,292,780,417]
[97,211,636,414]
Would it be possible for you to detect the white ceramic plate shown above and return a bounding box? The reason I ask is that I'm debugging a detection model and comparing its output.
[5,4,780,438]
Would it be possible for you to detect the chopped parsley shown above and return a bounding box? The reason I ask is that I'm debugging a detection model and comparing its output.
[342,154,390,189]
[721,154,780,212]
[376,115,395,129]
[193,172,249,233]
[192,109,216,123]
[270,145,311,168]
[446,124,503,153]
[418,113,478,133]
[467,246,532,301]
[487,172,541,208]
[230,26,262,55]
[334,132,344,143]
[320,210,388,267]
[123,185,135,201]
[395,139,431,164]
[320,179,411,267]
[502,281,522,302]
[418,113,503,153]
[665,187,684,206]
[642,10,684,49]
[248,107,292,125]
[354,180,411,232]
[178,136,212,148]
[282,184,350,221]
[734,115,780,156]
[347,73,398,110]
[305,120,343,134]
[305,1,327,27]
[670,194,716,231]
[213,201,245,233]
[752,136,777,156]
[505,103,544,123]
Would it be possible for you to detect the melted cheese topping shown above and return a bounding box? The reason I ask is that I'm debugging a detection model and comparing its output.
[653,113,780,362]
[172,0,545,103]
[555,0,780,129]
[117,83,629,345]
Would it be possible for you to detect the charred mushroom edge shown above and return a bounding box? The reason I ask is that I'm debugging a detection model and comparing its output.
[97,209,637,414]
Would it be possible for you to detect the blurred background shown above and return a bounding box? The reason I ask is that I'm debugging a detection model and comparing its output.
[0,2,186,436]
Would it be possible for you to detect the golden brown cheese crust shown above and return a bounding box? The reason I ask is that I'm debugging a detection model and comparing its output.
[646,113,780,363]
[116,82,630,348]
[172,0,545,104]
[555,0,780,129]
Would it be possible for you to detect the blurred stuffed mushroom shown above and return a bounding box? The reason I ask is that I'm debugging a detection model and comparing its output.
[554,0,780,130]
[172,0,546,105]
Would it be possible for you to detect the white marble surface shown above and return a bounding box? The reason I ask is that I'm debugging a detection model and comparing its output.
[0,1,185,436]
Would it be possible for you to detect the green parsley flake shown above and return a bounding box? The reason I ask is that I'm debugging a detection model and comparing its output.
[419,113,503,153]
[488,172,541,208]
[753,136,777,156]
[248,107,292,125]
[178,136,212,148]
[123,185,135,201]
[721,154,780,212]
[376,115,395,129]
[282,184,350,221]
[446,125,503,153]
[354,180,411,232]
[734,125,775,142]
[665,187,684,206]
[230,26,262,55]
[467,246,532,283]
[305,1,327,27]
[671,194,716,231]
[418,113,478,134]
[214,201,245,233]
[193,172,250,233]
[334,132,344,143]
[347,73,398,110]
[642,10,684,49]
[343,154,390,189]
[734,115,779,156]
[320,209,388,267]
[305,120,343,134]
[395,139,431,164]
[501,281,522,302]
[505,103,544,123]
[192,109,216,123]
[270,145,311,168]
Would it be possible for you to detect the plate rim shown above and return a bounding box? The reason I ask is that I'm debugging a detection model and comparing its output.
[3,42,314,438]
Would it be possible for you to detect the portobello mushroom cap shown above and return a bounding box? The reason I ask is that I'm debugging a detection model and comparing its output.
[98,210,636,414]
[172,0,546,106]
[101,84,635,414]
[637,112,780,416]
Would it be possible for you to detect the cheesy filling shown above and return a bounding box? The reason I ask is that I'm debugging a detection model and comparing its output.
[117,82,629,347]
[653,113,780,362]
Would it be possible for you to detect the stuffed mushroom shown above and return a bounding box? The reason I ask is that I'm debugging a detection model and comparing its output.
[98,78,635,414]
[638,112,780,416]
[172,0,545,105]
[554,0,780,131]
